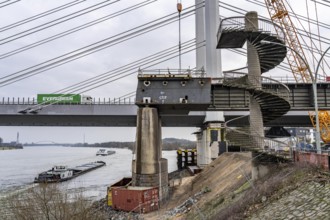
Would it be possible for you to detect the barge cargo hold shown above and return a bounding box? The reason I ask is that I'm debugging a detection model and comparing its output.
[34,161,106,183]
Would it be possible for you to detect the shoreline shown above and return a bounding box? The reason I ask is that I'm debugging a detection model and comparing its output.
[0,146,23,150]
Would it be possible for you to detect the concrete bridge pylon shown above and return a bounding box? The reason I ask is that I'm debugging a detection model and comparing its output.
[132,107,168,200]
[195,0,225,167]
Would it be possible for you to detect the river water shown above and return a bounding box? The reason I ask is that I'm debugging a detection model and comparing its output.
[0,146,177,201]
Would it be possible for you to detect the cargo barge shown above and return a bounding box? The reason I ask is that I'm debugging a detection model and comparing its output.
[96,149,116,156]
[34,161,106,183]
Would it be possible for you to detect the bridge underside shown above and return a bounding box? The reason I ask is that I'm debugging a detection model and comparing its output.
[0,110,313,127]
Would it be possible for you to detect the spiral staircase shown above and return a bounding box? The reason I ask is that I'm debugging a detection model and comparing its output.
[217,16,292,156]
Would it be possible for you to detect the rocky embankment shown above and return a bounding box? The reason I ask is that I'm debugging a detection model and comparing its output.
[249,173,330,220]
[102,152,330,219]
[169,154,330,220]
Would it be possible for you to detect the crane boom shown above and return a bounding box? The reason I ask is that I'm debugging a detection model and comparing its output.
[265,0,312,83]
[264,0,330,144]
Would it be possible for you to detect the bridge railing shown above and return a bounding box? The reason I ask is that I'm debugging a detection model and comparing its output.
[0,97,136,105]
[138,68,207,78]
[221,68,330,84]
[0,97,38,105]
[95,97,136,105]
[213,72,291,101]
[218,16,286,42]
[225,115,292,159]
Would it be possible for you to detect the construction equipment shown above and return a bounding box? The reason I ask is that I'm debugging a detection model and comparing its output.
[264,0,330,143]
[310,110,330,143]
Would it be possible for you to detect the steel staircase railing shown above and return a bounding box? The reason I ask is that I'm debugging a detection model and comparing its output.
[217,16,291,158]
[225,116,290,158]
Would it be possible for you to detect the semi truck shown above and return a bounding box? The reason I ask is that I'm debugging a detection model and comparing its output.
[37,94,93,104]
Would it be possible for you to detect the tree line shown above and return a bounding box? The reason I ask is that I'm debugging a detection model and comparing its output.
[71,138,196,150]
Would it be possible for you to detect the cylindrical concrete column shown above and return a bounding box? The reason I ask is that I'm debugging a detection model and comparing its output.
[246,12,267,181]
[246,11,261,89]
[245,11,264,148]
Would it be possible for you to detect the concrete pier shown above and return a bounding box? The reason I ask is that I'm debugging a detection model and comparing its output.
[196,122,224,167]
[132,107,168,200]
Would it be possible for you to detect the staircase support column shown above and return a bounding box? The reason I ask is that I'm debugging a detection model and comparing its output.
[251,151,269,180]
[245,11,264,149]
[245,11,267,179]
[132,107,168,201]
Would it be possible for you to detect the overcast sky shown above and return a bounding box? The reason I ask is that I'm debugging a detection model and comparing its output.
[0,0,329,144]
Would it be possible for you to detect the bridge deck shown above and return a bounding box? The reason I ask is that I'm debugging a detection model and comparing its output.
[0,82,329,127]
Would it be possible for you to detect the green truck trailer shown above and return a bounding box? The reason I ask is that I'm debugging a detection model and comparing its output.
[37,94,92,104]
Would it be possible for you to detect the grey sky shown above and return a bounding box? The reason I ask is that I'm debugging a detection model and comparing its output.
[0,0,329,143]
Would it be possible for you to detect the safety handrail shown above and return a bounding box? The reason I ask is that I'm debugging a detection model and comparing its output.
[218,16,286,42]
[225,115,291,158]
[137,68,207,78]
[213,72,291,101]
[0,97,136,105]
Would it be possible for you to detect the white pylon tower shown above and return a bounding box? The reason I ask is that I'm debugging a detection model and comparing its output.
[195,0,206,70]
[177,0,182,73]
[195,0,224,167]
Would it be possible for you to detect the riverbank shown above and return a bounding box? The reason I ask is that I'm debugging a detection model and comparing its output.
[0,146,23,150]
[97,152,330,219]
[3,149,329,219]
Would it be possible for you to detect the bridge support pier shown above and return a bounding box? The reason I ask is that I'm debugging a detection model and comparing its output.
[196,121,225,168]
[132,107,168,201]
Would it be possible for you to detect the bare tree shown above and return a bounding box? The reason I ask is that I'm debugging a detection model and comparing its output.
[2,184,106,220]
